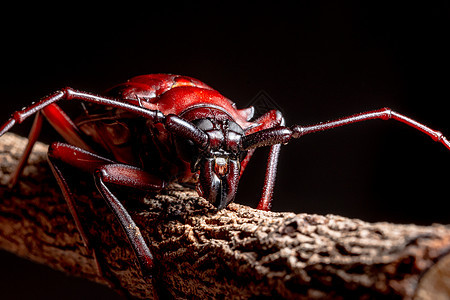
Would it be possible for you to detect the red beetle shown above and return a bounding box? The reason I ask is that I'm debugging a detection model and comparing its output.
[1,74,449,276]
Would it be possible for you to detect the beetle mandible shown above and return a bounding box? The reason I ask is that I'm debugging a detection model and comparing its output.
[1,74,449,277]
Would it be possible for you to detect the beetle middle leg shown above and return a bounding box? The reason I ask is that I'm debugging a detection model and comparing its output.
[48,142,164,277]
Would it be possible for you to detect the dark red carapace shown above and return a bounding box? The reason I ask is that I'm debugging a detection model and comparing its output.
[1,74,449,277]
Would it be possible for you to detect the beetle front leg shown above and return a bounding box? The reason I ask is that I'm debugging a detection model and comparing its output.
[243,110,285,211]
[48,142,164,277]
[94,165,160,277]
[241,108,450,210]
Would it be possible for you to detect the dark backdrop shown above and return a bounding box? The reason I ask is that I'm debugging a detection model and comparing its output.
[1,2,449,299]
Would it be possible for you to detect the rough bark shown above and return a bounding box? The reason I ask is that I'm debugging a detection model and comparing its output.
[0,133,449,299]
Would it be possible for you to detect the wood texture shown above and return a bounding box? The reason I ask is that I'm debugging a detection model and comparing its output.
[0,133,449,299]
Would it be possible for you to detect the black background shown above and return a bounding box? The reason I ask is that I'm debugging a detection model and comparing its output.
[1,2,449,299]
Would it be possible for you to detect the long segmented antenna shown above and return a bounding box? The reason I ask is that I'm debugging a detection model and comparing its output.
[241,107,450,151]
[0,88,209,149]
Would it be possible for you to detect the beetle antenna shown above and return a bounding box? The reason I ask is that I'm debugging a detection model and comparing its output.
[241,108,450,151]
[241,126,292,150]
[164,114,209,148]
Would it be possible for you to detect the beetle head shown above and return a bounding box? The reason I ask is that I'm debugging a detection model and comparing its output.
[186,118,246,210]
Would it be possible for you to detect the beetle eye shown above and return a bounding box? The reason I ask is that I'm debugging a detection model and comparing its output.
[227,120,244,135]
[192,118,214,131]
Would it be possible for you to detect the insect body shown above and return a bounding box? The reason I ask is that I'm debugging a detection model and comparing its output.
[1,74,449,276]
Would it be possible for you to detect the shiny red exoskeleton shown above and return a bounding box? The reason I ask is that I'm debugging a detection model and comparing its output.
[1,74,449,277]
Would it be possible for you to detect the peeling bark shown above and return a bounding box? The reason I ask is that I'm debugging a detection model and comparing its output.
[0,133,449,299]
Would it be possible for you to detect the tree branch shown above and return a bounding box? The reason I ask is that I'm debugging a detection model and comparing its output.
[0,133,449,299]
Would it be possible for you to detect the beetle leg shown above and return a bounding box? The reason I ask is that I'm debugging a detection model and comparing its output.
[47,143,115,250]
[9,103,95,188]
[241,108,450,210]
[242,110,285,211]
[257,144,281,211]
[48,142,163,277]
[241,110,285,176]
[8,112,44,187]
[94,165,159,277]
[41,103,94,151]
[0,87,165,186]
